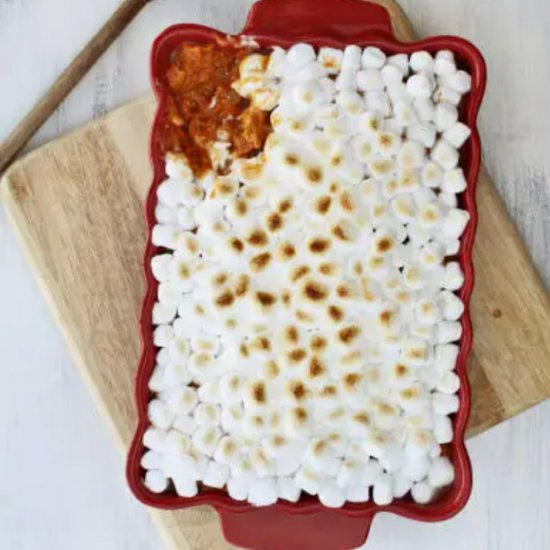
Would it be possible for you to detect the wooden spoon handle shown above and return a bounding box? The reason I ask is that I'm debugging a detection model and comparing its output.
[0,0,150,175]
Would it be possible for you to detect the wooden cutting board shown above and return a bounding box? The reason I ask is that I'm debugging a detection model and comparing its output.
[2,1,550,548]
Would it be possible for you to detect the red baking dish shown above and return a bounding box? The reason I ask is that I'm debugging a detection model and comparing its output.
[127,0,487,548]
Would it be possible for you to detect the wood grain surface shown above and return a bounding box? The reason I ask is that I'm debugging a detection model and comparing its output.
[2,1,550,549]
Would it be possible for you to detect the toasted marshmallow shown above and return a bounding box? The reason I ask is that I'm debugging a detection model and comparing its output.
[398,141,425,169]
[421,161,443,188]
[443,122,472,148]
[419,241,446,270]
[318,47,344,73]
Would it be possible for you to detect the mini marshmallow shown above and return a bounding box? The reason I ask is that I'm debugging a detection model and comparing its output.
[143,427,167,453]
[318,47,344,74]
[440,290,465,321]
[361,46,386,69]
[432,392,460,415]
[436,321,462,344]
[398,141,425,169]
[434,50,456,76]
[443,168,467,193]
[435,102,459,132]
[434,344,460,371]
[410,51,434,73]
[373,473,394,505]
[406,73,434,98]
[443,122,472,148]
[202,460,230,489]
[431,139,459,170]
[357,69,384,91]
[366,91,391,116]
[335,70,357,91]
[381,63,403,86]
[448,70,472,93]
[148,399,174,430]
[153,302,177,325]
[411,481,434,504]
[141,450,163,470]
[144,470,169,493]
[436,370,461,395]
[227,476,250,501]
[194,403,221,426]
[149,365,166,393]
[336,90,365,115]
[164,430,191,456]
[342,45,362,71]
[173,477,199,497]
[173,414,196,436]
[428,456,455,488]
[287,43,316,67]
[439,192,458,209]
[248,477,278,506]
[276,477,301,502]
[152,224,181,250]
[433,85,461,106]
[392,472,413,498]
[156,204,177,224]
[407,122,436,148]
[151,254,173,283]
[442,262,465,290]
[319,481,346,508]
[414,97,435,121]
[402,455,430,482]
[346,485,370,503]
[165,386,198,415]
[387,53,409,76]
[433,414,454,443]
[295,465,323,495]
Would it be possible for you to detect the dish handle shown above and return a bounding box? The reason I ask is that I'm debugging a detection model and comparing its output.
[242,0,393,42]
[218,506,374,550]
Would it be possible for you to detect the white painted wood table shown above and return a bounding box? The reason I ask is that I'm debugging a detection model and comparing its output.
[1,1,549,548]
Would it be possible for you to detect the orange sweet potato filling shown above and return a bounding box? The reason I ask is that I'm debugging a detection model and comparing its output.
[157,43,272,176]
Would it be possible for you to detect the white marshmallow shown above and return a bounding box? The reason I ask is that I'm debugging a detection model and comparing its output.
[319,481,346,508]
[435,102,459,132]
[227,476,250,501]
[164,429,191,455]
[434,50,456,76]
[448,70,472,93]
[407,122,436,148]
[443,206,468,238]
[433,414,454,443]
[402,455,430,481]
[436,321,462,344]
[445,239,460,256]
[163,452,198,480]
[335,70,357,91]
[440,290,465,321]
[366,91,391,116]
[346,485,370,503]
[342,45,362,71]
[381,63,403,86]
[148,399,174,430]
[153,302,177,325]
[406,73,434,98]
[174,477,199,497]
[411,481,434,503]
[387,53,409,76]
[166,387,198,415]
[295,465,323,495]
[410,51,434,73]
[428,456,455,488]
[442,262,465,290]
[287,43,316,67]
[433,85,461,106]
[443,168,467,193]
[173,414,196,436]
[248,478,278,506]
[444,122,472,148]
[421,161,443,188]
[361,46,386,69]
[276,477,301,502]
[414,98,435,121]
[156,204,177,225]
[432,392,460,415]
[165,153,193,183]
[144,470,168,493]
[434,344,460,371]
[202,460,230,489]
[141,450,163,470]
[373,473,394,505]
[152,224,181,250]
[143,427,167,453]
[431,139,459,170]
[357,69,384,91]
[436,371,461,396]
[392,472,413,498]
